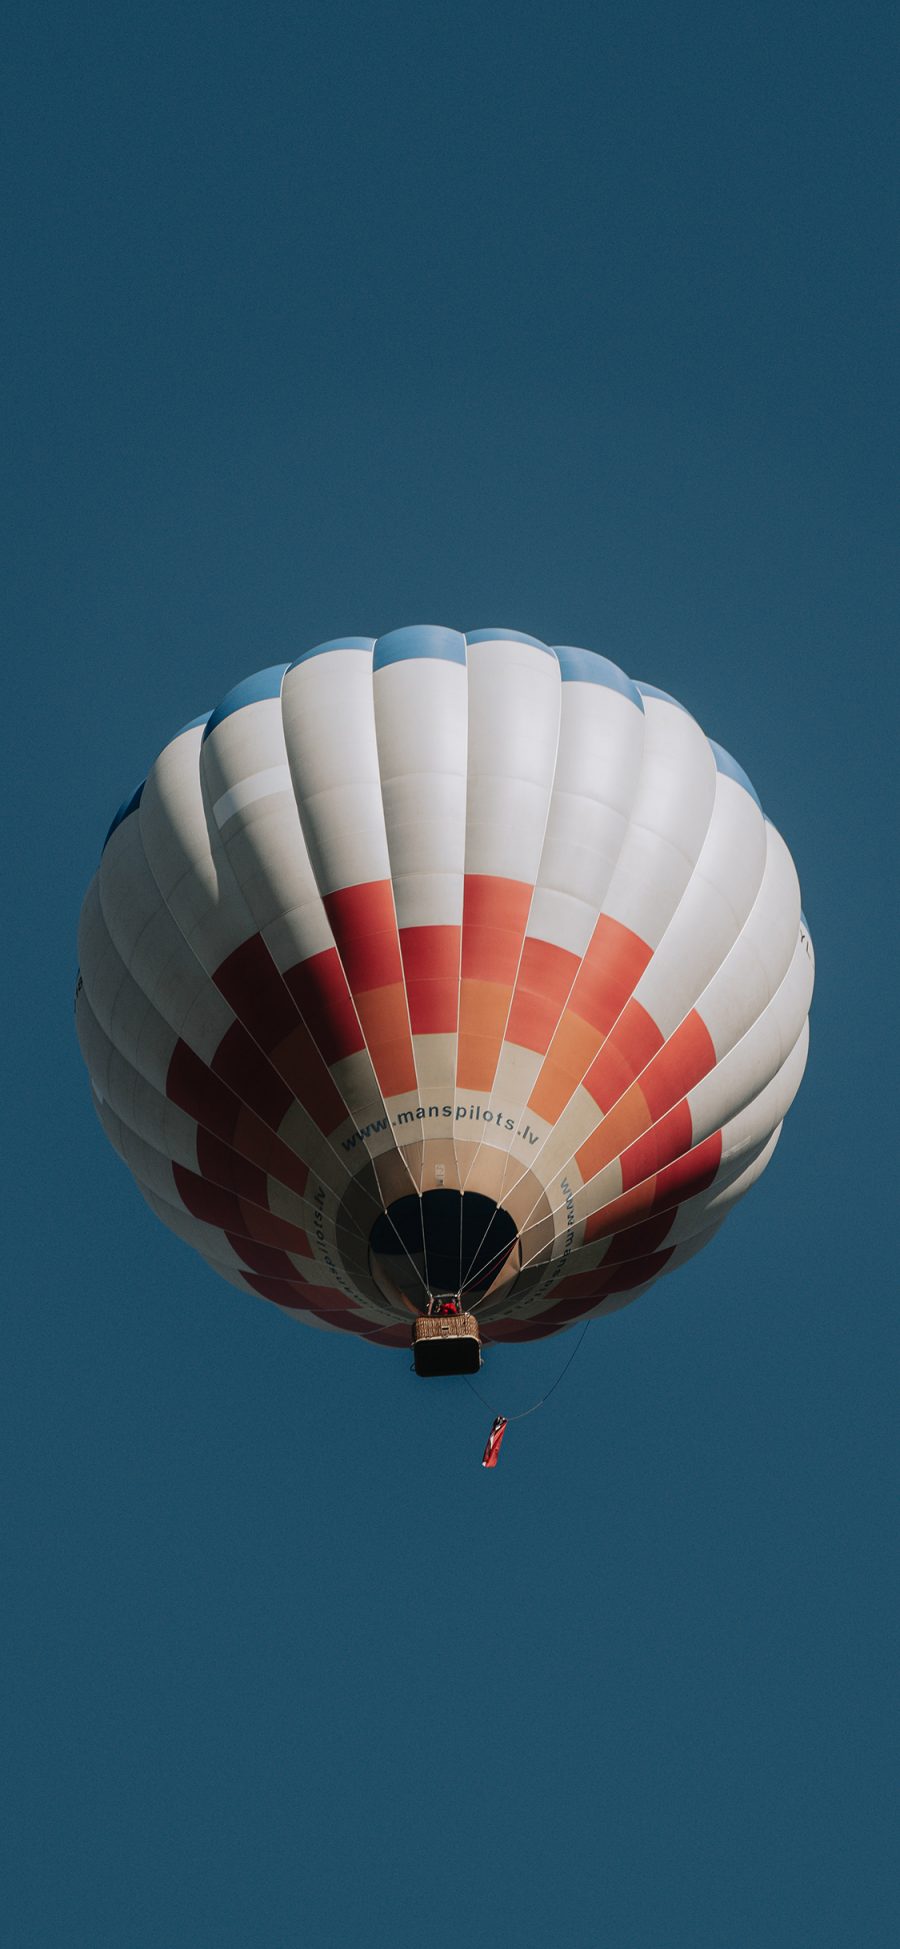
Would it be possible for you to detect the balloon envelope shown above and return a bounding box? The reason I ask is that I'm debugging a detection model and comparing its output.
[76,626,813,1345]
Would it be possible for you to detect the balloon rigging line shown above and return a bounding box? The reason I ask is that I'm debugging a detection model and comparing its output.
[455,1191,513,1308]
[463,1320,592,1422]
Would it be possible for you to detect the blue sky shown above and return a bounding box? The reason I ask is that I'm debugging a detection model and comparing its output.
[3,3,897,1943]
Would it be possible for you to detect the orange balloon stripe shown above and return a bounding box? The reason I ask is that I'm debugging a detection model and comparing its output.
[583,1176,662,1243]
[575,1087,654,1181]
[528,1013,607,1123]
[619,1101,694,1190]
[576,1011,718,1183]
[460,875,533,982]
[324,881,405,989]
[505,937,579,1053]
[653,1129,722,1204]
[566,916,653,1033]
[639,1010,717,1120]
[582,999,664,1110]
[456,875,534,1088]
[323,882,417,1096]
[352,984,417,1096]
[580,1128,724,1246]
[399,923,461,1034]
[527,917,653,1123]
[457,978,513,1089]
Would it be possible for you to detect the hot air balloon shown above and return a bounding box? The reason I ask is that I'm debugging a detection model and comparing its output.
[75,626,813,1370]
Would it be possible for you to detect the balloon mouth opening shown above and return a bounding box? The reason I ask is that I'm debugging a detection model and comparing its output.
[368,1190,519,1310]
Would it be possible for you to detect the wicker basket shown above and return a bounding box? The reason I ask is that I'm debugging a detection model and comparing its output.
[411,1312,482,1376]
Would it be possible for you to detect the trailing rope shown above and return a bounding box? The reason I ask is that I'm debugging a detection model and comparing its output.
[463,1318,592,1423]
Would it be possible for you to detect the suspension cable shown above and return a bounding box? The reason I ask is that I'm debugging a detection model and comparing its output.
[463,1318,592,1422]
